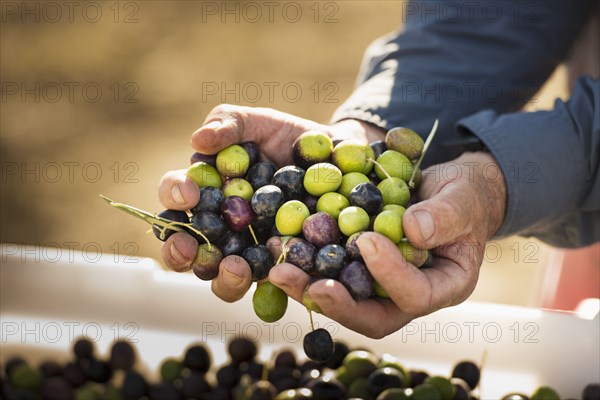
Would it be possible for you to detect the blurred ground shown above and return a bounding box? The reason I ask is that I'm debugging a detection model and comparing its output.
[1,1,569,307]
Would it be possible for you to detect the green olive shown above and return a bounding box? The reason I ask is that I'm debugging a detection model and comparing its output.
[253,281,288,323]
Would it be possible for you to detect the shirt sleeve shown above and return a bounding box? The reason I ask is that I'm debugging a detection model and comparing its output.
[331,0,598,247]
[331,0,595,167]
[457,76,600,248]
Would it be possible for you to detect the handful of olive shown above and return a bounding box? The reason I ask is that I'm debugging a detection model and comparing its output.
[104,122,439,363]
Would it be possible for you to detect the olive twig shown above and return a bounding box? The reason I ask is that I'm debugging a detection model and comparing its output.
[308,309,315,332]
[248,225,259,245]
[478,349,488,392]
[183,224,214,250]
[275,252,286,266]
[409,118,439,189]
[100,195,212,248]
[278,235,294,262]
[366,157,393,181]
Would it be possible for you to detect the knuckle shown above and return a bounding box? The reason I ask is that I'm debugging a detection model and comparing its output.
[209,103,238,116]
[400,297,429,316]
[400,304,420,316]
[158,170,176,187]
[435,199,460,219]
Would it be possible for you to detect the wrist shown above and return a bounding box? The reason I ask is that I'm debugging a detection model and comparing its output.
[468,151,507,239]
[327,119,386,144]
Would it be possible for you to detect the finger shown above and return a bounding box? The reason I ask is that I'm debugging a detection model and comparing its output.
[191,105,249,155]
[161,232,197,272]
[211,255,253,303]
[308,279,407,339]
[358,232,478,315]
[268,263,310,302]
[416,164,447,200]
[158,170,200,211]
[403,181,473,249]
[357,232,433,316]
[266,236,284,260]
[266,236,304,261]
[190,104,324,166]
[421,252,478,308]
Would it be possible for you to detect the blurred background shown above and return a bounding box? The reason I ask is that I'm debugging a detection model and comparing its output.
[0,1,582,307]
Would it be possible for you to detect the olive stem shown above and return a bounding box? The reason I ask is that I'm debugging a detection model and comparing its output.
[478,349,488,391]
[409,118,439,189]
[183,224,213,250]
[100,195,212,248]
[366,157,393,181]
[275,251,285,266]
[248,224,259,245]
[308,309,315,331]
[279,236,293,262]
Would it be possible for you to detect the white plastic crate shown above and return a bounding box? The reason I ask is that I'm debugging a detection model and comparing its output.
[1,244,598,398]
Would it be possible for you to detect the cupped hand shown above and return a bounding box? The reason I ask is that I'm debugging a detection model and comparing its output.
[270,151,507,338]
[157,104,383,302]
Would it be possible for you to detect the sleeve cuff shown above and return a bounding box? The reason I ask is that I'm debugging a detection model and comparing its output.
[330,109,390,132]
[456,105,586,242]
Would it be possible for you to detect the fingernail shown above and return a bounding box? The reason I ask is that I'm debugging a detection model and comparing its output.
[223,268,243,287]
[169,243,187,264]
[357,236,376,257]
[413,210,435,241]
[203,120,222,131]
[171,184,186,205]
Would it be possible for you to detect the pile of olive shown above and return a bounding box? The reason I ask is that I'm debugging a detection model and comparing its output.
[3,337,598,400]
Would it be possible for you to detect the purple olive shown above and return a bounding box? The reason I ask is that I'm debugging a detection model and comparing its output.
[286,241,317,273]
[339,261,374,300]
[302,212,341,248]
[190,152,217,166]
[345,232,366,261]
[221,196,254,232]
[240,142,260,166]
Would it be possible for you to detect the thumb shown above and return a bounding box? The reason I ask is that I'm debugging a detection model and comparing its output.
[403,183,473,249]
[191,104,247,155]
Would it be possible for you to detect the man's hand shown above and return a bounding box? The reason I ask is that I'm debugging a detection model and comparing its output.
[156,104,384,303]
[269,151,507,338]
